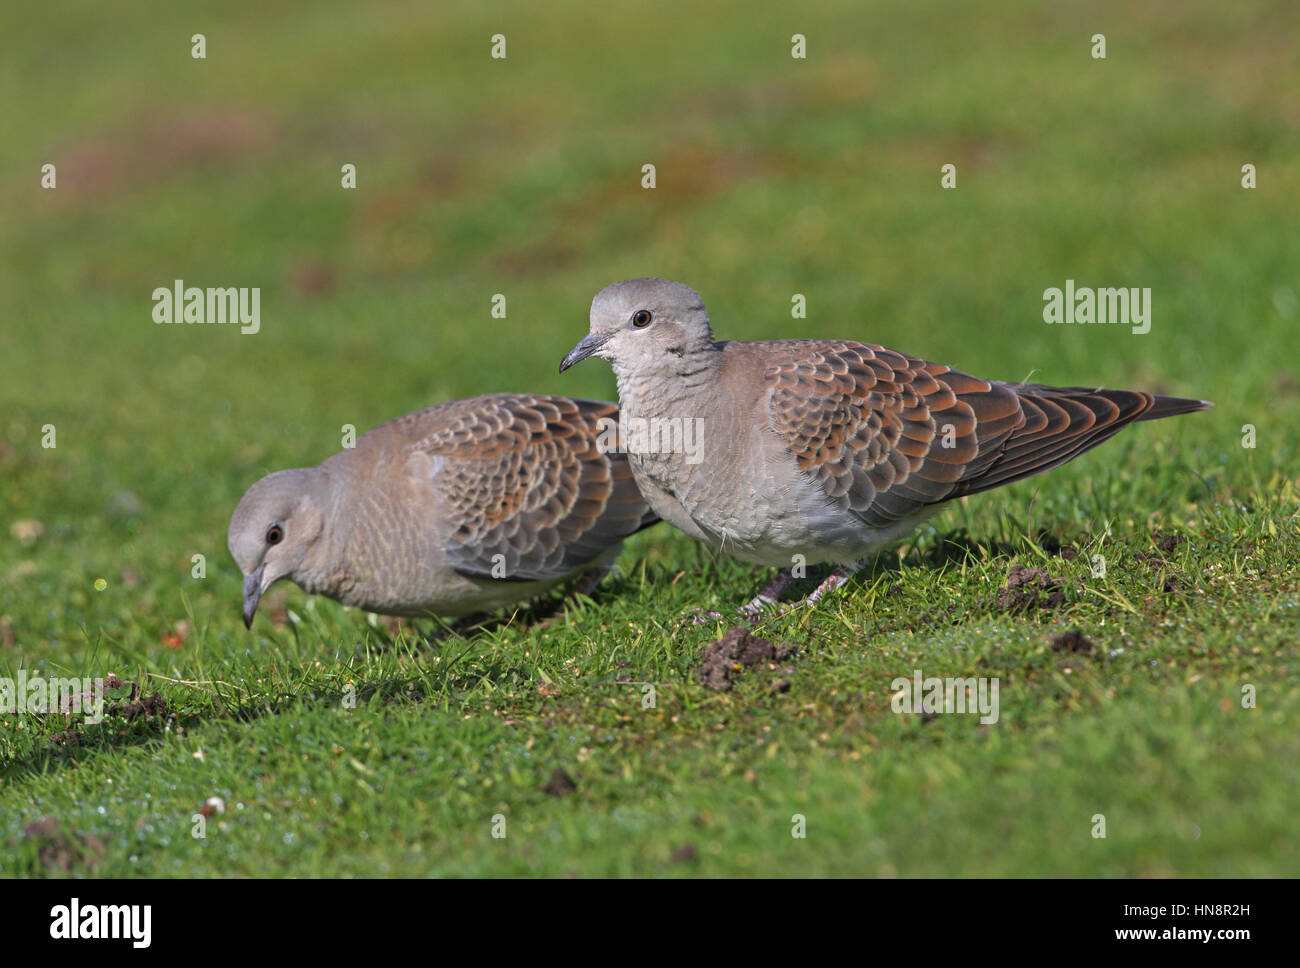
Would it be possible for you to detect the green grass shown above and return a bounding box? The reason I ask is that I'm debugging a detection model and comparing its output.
[1,0,1297,876]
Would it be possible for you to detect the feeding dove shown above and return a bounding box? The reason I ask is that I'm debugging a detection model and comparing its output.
[560,278,1211,612]
[228,393,657,628]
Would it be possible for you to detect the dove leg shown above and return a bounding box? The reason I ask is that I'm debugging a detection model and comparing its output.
[768,561,862,614]
[802,562,860,605]
[738,569,797,618]
[567,561,614,601]
[690,563,858,625]
[688,568,800,625]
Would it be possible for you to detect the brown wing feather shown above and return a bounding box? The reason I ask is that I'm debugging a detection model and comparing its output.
[763,341,1208,525]
[410,394,654,581]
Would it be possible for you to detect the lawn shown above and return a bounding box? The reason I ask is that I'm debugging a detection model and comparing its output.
[1,0,1297,876]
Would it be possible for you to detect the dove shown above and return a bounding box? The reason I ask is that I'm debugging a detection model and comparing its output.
[228,394,657,628]
[560,278,1210,612]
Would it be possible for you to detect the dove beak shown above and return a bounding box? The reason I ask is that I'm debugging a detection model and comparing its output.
[242,564,266,629]
[559,332,612,373]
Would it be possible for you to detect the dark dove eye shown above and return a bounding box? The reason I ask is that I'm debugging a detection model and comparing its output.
[265,524,284,545]
[631,309,653,328]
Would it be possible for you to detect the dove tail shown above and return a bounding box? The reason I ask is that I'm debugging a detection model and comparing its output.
[1134,394,1214,421]
[950,383,1210,498]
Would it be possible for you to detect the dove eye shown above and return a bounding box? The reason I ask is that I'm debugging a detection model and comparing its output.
[631,309,653,328]
[265,524,284,546]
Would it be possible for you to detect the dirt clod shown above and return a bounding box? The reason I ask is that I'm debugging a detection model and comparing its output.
[1155,533,1185,554]
[121,692,168,720]
[1050,630,1096,655]
[995,565,1067,612]
[769,677,792,695]
[20,816,104,873]
[697,626,797,691]
[105,673,139,701]
[669,844,698,863]
[542,768,577,797]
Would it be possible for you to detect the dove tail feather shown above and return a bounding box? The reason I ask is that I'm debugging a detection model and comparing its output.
[951,384,1210,498]
[1136,394,1214,421]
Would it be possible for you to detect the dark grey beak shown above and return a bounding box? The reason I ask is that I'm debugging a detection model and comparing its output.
[242,564,265,629]
[559,332,611,373]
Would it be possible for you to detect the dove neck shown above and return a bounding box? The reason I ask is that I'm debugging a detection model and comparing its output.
[290,468,349,598]
[611,342,721,418]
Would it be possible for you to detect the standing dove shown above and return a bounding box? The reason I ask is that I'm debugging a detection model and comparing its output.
[560,278,1210,612]
[228,394,657,628]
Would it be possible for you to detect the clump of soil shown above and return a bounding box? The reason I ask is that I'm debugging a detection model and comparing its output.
[697,626,797,692]
[669,844,698,863]
[542,768,577,797]
[1155,533,1185,554]
[1136,532,1186,563]
[102,674,169,719]
[105,672,137,698]
[1050,630,1097,655]
[121,692,168,719]
[20,817,104,873]
[995,564,1067,612]
[43,674,169,749]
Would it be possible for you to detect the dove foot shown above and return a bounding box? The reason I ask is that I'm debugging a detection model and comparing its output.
[737,569,797,617]
[752,562,862,615]
[686,608,728,626]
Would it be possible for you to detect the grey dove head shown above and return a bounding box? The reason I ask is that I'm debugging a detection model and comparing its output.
[560,278,714,376]
[228,468,327,628]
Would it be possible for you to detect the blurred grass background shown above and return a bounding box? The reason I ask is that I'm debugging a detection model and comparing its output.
[0,0,1297,876]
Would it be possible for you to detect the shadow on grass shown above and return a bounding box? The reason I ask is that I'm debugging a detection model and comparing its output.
[0,659,514,786]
